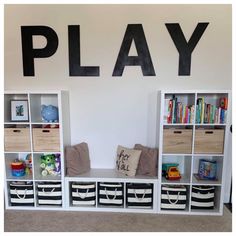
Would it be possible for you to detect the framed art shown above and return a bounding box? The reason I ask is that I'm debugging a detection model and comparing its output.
[11,100,29,121]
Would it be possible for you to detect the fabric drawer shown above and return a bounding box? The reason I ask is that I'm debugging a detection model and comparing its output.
[32,128,60,152]
[71,182,96,206]
[163,128,192,154]
[9,182,34,206]
[98,182,124,206]
[161,185,187,210]
[126,183,153,208]
[4,128,31,152]
[37,182,62,206]
[191,186,215,209]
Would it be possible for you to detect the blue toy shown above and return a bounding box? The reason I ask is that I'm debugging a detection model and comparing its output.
[41,104,59,122]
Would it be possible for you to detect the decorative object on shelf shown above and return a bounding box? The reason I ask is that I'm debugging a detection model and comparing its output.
[161,185,187,210]
[65,142,90,176]
[9,181,34,206]
[98,182,124,206]
[41,104,59,122]
[40,154,61,176]
[11,160,25,177]
[71,182,96,206]
[191,186,215,209]
[116,145,141,177]
[37,182,62,206]
[134,144,158,177]
[24,154,32,175]
[126,183,153,208]
[197,159,217,180]
[162,163,178,177]
[162,163,181,180]
[11,100,29,121]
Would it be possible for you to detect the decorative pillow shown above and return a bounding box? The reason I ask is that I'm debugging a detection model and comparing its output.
[134,144,158,177]
[65,142,90,176]
[116,145,141,177]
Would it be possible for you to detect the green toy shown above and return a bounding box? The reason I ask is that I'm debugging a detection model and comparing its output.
[40,154,56,176]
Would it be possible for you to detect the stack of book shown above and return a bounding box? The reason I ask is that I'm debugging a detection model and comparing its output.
[195,97,228,124]
[164,96,195,124]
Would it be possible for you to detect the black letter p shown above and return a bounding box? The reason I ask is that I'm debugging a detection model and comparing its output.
[21,26,58,76]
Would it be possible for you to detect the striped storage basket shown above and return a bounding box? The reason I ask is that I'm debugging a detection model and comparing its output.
[161,185,187,210]
[191,186,215,209]
[126,183,153,208]
[98,182,124,206]
[9,181,34,206]
[37,182,62,206]
[71,182,96,206]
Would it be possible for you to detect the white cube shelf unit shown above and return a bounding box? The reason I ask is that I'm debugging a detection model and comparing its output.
[158,90,231,215]
[65,169,158,213]
[4,91,70,210]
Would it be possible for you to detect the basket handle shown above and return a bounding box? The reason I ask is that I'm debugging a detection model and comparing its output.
[105,188,117,200]
[167,191,180,205]
[76,188,89,199]
[15,188,27,199]
[43,188,55,194]
[134,189,147,201]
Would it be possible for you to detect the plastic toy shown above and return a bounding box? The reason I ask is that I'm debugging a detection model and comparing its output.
[41,104,59,122]
[166,166,181,180]
[40,154,56,176]
[54,154,61,175]
[162,163,179,177]
[11,159,25,177]
[24,154,32,175]
[40,154,61,176]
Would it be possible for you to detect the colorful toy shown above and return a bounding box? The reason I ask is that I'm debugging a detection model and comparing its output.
[54,154,61,175]
[24,154,32,175]
[162,163,179,177]
[198,159,217,180]
[166,166,181,180]
[40,154,61,176]
[11,159,25,177]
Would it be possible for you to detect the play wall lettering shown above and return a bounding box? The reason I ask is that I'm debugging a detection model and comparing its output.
[21,23,209,77]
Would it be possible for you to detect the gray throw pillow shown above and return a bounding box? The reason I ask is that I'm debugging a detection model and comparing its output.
[134,144,158,177]
[65,142,90,176]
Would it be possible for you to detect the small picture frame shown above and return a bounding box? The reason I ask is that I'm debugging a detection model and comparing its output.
[11,100,29,122]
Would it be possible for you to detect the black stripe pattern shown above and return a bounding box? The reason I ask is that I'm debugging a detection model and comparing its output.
[191,186,215,209]
[161,185,187,210]
[126,183,153,208]
[71,182,96,206]
[37,182,62,206]
[98,182,124,206]
[10,181,34,206]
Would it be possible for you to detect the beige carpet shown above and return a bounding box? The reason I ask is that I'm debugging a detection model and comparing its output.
[4,206,232,232]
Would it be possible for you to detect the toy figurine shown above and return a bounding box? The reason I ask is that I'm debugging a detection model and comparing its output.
[41,104,59,122]
[40,154,56,176]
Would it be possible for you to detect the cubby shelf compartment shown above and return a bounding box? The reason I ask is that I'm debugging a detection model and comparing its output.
[158,90,231,215]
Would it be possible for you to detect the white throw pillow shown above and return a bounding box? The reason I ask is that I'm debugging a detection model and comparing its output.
[116,145,142,176]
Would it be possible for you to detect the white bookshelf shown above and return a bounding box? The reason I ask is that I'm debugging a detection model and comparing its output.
[4,91,70,210]
[158,90,231,215]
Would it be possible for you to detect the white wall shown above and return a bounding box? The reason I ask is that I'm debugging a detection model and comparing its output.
[4,5,232,174]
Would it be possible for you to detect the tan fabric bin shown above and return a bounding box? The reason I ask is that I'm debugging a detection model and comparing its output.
[163,128,192,154]
[4,128,31,152]
[32,128,60,152]
[194,129,225,154]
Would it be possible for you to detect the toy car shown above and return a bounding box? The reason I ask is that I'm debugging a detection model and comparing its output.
[166,166,181,180]
[162,163,179,177]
